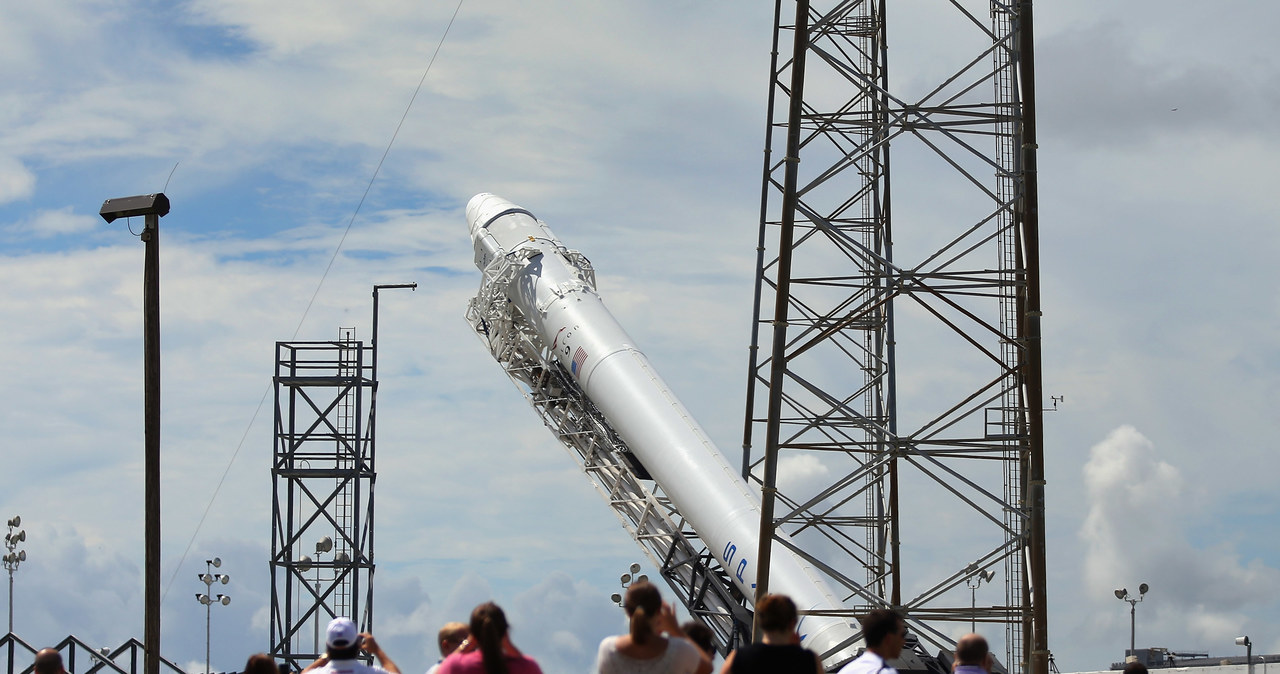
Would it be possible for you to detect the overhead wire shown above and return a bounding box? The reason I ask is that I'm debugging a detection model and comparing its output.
[161,0,468,602]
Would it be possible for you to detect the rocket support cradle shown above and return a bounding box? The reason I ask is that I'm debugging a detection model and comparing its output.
[464,193,861,666]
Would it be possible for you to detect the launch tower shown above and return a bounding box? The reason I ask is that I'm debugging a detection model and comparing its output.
[744,2,1047,674]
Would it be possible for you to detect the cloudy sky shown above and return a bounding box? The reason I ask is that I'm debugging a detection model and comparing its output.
[2,1,1279,673]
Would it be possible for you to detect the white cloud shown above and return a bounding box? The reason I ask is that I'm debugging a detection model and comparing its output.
[1078,426,1280,652]
[0,155,36,203]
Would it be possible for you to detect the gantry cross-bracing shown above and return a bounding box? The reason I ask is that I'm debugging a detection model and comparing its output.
[744,2,1047,673]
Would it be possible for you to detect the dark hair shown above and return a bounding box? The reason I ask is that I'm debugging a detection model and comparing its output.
[326,643,362,661]
[470,601,511,674]
[1124,663,1149,674]
[862,609,903,648]
[681,621,715,656]
[623,581,663,646]
[244,654,279,674]
[756,594,799,633]
[956,635,989,665]
[34,650,64,674]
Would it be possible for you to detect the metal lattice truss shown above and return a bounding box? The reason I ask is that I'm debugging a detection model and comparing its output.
[465,250,753,657]
[745,1,1044,672]
[269,340,377,670]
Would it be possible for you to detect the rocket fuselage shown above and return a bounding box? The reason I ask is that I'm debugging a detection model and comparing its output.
[466,193,860,665]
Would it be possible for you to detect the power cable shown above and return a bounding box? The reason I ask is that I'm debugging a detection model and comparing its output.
[162,0,467,602]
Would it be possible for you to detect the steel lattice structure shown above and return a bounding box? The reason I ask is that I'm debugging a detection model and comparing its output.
[743,2,1046,673]
[269,333,377,671]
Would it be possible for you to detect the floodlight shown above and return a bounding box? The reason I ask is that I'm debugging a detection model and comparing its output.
[1237,637,1252,647]
[219,574,230,585]
[317,537,334,553]
[629,563,642,574]
[1115,589,1126,599]
[637,574,648,584]
[610,593,622,604]
[98,193,170,224]
[298,554,313,572]
[16,551,24,562]
[620,573,632,585]
[7,516,20,527]
[218,595,231,606]
[1139,583,1149,595]
[335,551,350,564]
[211,557,221,568]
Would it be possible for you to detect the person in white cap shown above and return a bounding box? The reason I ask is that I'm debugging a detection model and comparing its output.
[303,617,402,674]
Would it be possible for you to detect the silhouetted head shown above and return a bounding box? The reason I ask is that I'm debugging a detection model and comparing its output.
[244,653,279,674]
[756,594,800,633]
[437,621,470,658]
[863,608,906,659]
[34,649,65,674]
[623,580,664,645]
[956,633,991,670]
[470,601,511,674]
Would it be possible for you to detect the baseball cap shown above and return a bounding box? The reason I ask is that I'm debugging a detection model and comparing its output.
[326,617,359,649]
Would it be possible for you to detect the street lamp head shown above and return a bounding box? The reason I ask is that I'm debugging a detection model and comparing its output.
[99,193,170,224]
[1115,589,1127,600]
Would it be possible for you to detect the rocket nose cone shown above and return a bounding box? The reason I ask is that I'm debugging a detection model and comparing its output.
[466,193,518,237]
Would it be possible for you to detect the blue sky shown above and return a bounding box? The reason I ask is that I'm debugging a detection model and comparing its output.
[3,1,1280,673]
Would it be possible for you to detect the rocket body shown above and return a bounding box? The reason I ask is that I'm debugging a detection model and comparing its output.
[466,193,859,665]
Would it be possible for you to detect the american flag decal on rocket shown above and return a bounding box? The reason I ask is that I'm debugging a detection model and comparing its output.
[571,346,588,375]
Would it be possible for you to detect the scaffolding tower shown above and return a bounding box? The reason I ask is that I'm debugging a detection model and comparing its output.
[269,329,377,670]
[744,2,1046,673]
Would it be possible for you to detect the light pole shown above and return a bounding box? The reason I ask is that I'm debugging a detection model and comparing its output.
[1237,636,1253,674]
[965,565,996,633]
[4,515,27,634]
[100,193,170,674]
[1114,583,1148,656]
[195,557,231,674]
[609,563,647,606]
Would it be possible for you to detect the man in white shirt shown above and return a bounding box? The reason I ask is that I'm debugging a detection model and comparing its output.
[837,609,906,674]
[305,617,401,674]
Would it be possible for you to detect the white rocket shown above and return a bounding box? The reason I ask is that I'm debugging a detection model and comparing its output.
[466,193,861,665]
